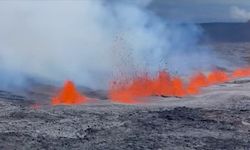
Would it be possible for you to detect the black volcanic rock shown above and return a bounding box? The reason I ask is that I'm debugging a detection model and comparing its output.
[0,76,250,150]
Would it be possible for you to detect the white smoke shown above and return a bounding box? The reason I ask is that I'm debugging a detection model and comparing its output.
[231,6,250,22]
[0,0,222,89]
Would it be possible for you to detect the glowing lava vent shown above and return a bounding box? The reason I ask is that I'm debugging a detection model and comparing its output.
[109,67,250,104]
[51,80,87,105]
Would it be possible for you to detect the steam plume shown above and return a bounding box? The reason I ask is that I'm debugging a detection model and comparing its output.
[0,0,223,89]
[231,6,250,22]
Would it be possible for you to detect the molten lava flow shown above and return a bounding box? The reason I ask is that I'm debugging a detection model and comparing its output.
[109,71,188,103]
[51,80,87,105]
[109,75,153,104]
[108,72,208,103]
[153,71,173,96]
[172,76,186,97]
[48,66,250,105]
[109,66,250,104]
[232,67,250,78]
[187,73,208,94]
[207,70,229,85]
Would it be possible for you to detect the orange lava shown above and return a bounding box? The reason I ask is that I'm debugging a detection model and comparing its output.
[51,67,250,105]
[207,70,229,85]
[109,75,153,104]
[109,71,188,103]
[232,67,250,78]
[109,67,250,103]
[51,80,87,105]
[172,76,186,97]
[152,71,173,96]
[187,72,208,94]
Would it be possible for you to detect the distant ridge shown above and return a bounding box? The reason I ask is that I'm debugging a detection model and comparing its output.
[200,22,250,42]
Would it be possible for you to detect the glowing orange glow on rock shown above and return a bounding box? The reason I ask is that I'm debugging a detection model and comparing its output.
[109,71,189,103]
[187,73,208,94]
[232,67,250,78]
[109,75,153,104]
[172,76,186,97]
[108,70,235,103]
[51,80,87,105]
[207,70,229,85]
[153,71,173,96]
[50,67,250,105]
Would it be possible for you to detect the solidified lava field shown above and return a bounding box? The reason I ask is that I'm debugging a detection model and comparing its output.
[0,43,250,150]
[2,0,250,149]
[0,75,250,149]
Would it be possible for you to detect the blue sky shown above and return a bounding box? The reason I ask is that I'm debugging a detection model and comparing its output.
[150,0,250,22]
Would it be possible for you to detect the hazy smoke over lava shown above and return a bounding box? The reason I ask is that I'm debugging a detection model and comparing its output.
[0,0,223,89]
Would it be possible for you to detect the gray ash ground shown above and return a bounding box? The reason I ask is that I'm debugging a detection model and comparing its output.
[1,42,250,149]
[0,78,250,149]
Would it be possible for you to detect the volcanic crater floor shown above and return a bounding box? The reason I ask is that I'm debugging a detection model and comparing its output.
[0,78,250,150]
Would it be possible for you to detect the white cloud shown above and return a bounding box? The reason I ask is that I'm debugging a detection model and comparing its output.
[0,1,223,89]
[231,6,250,22]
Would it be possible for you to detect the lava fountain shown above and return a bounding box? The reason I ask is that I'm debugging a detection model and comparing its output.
[50,67,250,105]
[51,80,87,105]
[109,67,250,104]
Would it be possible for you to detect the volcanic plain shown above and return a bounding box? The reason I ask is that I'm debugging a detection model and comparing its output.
[0,42,250,150]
